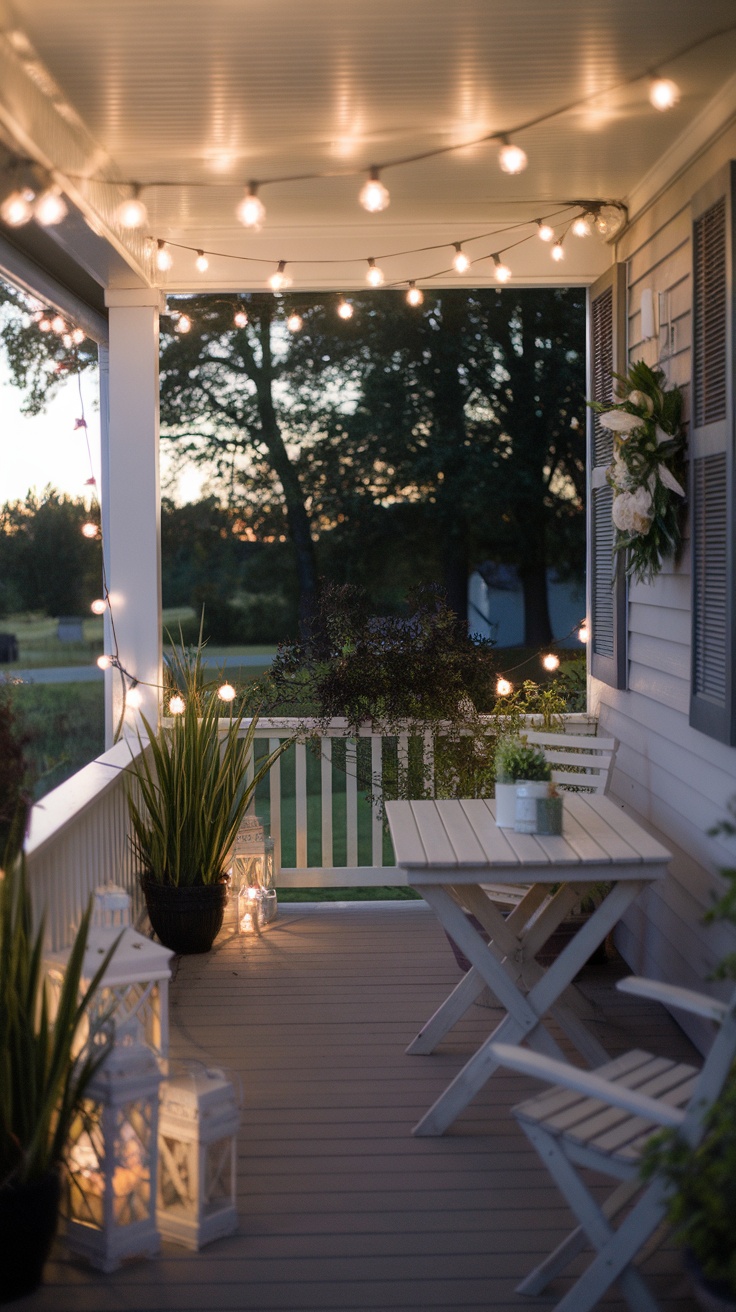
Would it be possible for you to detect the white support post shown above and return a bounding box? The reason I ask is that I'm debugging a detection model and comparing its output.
[101,290,164,742]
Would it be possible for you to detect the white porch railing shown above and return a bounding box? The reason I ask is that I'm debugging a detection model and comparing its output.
[25,713,596,950]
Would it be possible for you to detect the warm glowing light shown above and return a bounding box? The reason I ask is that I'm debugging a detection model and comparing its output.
[498,140,527,175]
[366,258,384,287]
[234,309,248,328]
[236,184,266,229]
[0,189,34,226]
[96,655,112,670]
[337,298,354,320]
[71,327,85,345]
[496,678,513,696]
[286,313,303,332]
[595,205,625,238]
[542,653,560,672]
[218,683,236,702]
[359,168,390,213]
[38,317,51,332]
[493,256,512,284]
[35,187,68,226]
[578,623,590,644]
[90,598,107,615]
[240,912,254,933]
[116,188,148,229]
[51,315,66,334]
[81,522,98,539]
[156,240,172,272]
[175,314,192,333]
[195,250,209,273]
[268,261,291,291]
[453,244,470,273]
[406,282,424,306]
[551,242,564,262]
[126,686,143,709]
[62,333,73,349]
[572,213,593,237]
[649,77,680,111]
[168,695,185,715]
[537,221,555,242]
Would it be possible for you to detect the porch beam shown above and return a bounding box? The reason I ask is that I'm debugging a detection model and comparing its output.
[0,230,108,344]
[100,290,164,742]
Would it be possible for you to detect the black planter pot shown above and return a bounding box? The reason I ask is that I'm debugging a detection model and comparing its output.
[0,1169,61,1303]
[684,1250,736,1312]
[141,876,229,954]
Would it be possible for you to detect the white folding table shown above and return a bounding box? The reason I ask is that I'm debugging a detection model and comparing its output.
[385,795,670,1136]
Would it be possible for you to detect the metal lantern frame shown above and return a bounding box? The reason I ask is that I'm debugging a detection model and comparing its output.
[231,814,277,931]
[157,1064,240,1250]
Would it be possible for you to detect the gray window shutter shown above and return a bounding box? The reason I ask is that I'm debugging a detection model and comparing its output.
[690,165,735,745]
[587,264,627,689]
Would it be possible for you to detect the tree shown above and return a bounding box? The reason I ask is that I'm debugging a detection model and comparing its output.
[0,280,96,414]
[0,490,101,616]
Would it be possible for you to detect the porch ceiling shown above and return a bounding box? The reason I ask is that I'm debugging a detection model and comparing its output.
[1,0,736,297]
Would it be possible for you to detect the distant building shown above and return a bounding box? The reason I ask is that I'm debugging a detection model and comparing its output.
[467,564,585,648]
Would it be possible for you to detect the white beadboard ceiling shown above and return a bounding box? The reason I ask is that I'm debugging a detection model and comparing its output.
[1,0,736,293]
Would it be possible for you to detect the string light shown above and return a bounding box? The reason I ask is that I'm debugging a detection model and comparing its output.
[218,683,236,702]
[268,260,291,290]
[236,183,266,229]
[492,254,512,284]
[96,655,112,670]
[406,282,424,306]
[38,316,51,332]
[156,240,173,271]
[359,167,390,213]
[578,622,590,643]
[90,598,107,615]
[452,243,470,273]
[71,327,85,345]
[537,221,555,242]
[649,76,680,110]
[233,309,248,328]
[542,653,560,672]
[572,213,594,237]
[62,333,73,349]
[366,258,384,287]
[551,241,565,262]
[496,678,513,696]
[195,250,209,273]
[81,522,99,538]
[126,686,143,709]
[51,314,66,334]
[337,297,354,320]
[168,695,185,715]
[286,312,303,332]
[0,188,34,226]
[175,314,192,333]
[116,186,148,230]
[595,205,626,238]
[498,139,527,175]
[35,186,68,226]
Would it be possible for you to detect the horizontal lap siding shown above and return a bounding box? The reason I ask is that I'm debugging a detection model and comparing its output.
[592,128,736,1048]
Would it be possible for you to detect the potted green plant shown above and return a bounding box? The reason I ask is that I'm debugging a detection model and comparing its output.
[126,642,289,954]
[0,853,118,1302]
[494,735,552,828]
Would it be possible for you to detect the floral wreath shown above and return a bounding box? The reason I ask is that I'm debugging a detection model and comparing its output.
[589,360,687,585]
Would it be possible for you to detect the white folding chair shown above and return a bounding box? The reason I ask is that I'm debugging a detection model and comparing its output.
[491,975,736,1312]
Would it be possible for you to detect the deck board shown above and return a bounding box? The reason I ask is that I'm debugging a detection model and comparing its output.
[28,903,698,1310]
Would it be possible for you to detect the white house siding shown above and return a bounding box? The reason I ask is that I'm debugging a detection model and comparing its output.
[590,122,736,1051]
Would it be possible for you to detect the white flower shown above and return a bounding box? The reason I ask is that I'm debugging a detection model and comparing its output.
[598,410,642,435]
[655,426,671,445]
[612,486,653,536]
[628,389,655,414]
[658,464,686,497]
[609,455,636,491]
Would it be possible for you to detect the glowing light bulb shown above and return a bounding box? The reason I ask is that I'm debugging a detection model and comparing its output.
[90,598,107,615]
[337,298,354,320]
[126,686,143,709]
[218,682,236,702]
[498,140,527,175]
[236,183,265,229]
[649,77,680,111]
[81,522,98,539]
[195,250,209,273]
[551,242,564,262]
[156,240,172,272]
[286,313,303,332]
[359,168,390,213]
[406,282,424,306]
[366,258,384,287]
[38,317,51,332]
[175,314,192,333]
[493,256,512,284]
[268,261,291,291]
[595,205,625,238]
[496,678,513,696]
[96,655,112,670]
[453,244,470,273]
[116,188,148,229]
[71,328,85,345]
[168,695,185,715]
[572,213,593,237]
[537,221,555,242]
[234,309,248,328]
[62,333,73,349]
[0,189,34,226]
[35,187,68,226]
[542,653,560,672]
[578,623,590,644]
[50,315,66,334]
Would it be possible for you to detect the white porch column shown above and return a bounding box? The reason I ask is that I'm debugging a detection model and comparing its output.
[100,290,164,743]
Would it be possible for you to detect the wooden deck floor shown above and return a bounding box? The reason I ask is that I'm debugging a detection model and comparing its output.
[27,903,700,1311]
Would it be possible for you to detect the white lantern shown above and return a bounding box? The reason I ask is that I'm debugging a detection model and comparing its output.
[92,882,133,929]
[231,815,277,927]
[47,924,174,1068]
[157,1065,239,1249]
[64,1024,162,1272]
[236,884,278,934]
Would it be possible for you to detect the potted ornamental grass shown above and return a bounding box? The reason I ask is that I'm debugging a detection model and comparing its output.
[126,641,289,954]
[494,735,553,829]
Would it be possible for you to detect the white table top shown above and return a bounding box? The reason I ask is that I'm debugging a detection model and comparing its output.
[385,795,671,885]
